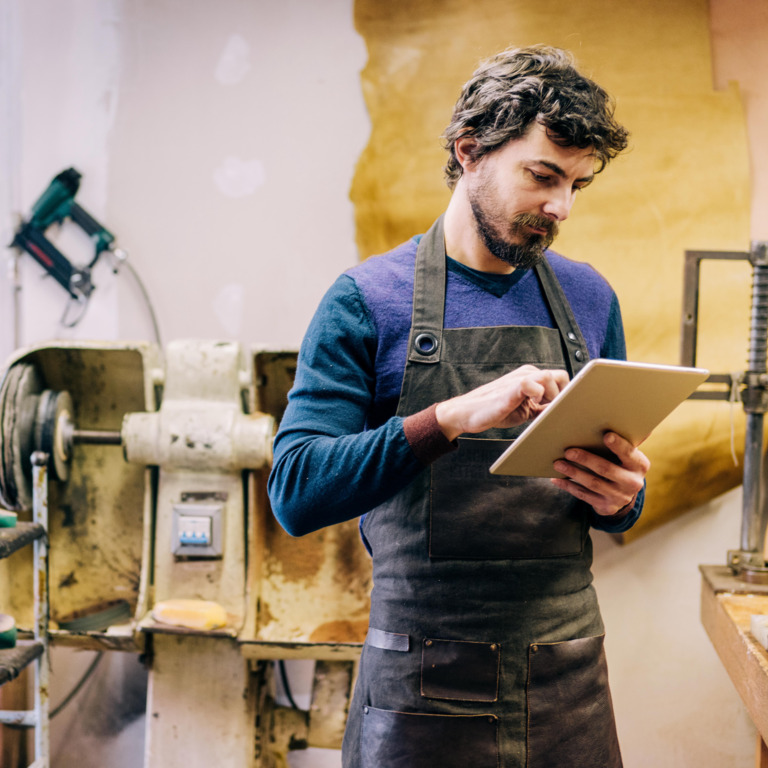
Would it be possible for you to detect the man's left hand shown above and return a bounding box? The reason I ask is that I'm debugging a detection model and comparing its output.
[551,431,650,517]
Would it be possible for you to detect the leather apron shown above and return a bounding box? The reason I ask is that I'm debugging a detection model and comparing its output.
[342,216,622,768]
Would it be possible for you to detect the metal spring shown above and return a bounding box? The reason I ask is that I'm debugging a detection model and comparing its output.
[748,263,768,373]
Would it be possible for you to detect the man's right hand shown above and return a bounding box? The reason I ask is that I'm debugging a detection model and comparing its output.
[434,365,569,441]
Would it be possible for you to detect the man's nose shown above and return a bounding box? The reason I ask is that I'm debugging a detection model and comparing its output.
[541,187,576,222]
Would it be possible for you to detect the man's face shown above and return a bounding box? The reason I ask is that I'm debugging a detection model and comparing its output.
[464,123,596,269]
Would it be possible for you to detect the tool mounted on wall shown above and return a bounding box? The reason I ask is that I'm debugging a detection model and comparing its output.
[10,167,121,322]
[8,167,162,340]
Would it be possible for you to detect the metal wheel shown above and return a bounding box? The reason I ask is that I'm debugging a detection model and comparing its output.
[34,389,74,483]
[0,362,76,510]
[0,363,43,511]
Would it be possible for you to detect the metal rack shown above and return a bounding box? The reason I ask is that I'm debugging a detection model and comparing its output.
[0,453,50,767]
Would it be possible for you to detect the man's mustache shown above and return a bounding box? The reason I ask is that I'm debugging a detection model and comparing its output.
[513,213,559,240]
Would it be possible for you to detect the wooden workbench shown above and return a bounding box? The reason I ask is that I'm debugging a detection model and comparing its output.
[701,565,768,767]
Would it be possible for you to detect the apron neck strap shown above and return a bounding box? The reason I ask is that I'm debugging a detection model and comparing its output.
[533,258,590,377]
[407,215,446,364]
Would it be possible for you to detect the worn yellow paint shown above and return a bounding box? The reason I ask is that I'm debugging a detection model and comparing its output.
[352,0,752,538]
[254,515,371,645]
[239,352,372,655]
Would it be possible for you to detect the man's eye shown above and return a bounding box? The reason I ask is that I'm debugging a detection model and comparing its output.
[530,171,550,183]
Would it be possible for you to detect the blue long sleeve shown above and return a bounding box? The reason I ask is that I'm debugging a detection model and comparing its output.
[268,277,424,536]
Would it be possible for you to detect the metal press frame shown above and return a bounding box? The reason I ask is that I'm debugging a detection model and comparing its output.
[681,241,768,582]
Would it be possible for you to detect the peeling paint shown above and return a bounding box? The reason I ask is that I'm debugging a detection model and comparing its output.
[309,620,369,644]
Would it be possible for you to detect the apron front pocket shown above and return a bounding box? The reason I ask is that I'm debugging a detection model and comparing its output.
[361,706,498,768]
[526,634,622,768]
[429,438,586,560]
[420,637,500,702]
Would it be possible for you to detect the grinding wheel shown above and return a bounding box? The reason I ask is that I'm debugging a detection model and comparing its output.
[34,389,74,482]
[0,363,43,511]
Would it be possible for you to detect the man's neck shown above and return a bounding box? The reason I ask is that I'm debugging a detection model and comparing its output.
[443,189,515,275]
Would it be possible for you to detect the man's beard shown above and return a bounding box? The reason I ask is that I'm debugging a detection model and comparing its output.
[469,192,558,270]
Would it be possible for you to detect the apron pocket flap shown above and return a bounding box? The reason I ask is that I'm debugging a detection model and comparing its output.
[527,634,622,768]
[361,706,498,768]
[420,637,500,702]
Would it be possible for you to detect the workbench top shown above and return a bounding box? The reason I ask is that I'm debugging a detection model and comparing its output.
[700,564,768,760]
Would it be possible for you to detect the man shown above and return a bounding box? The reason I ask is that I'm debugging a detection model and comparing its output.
[268,46,649,768]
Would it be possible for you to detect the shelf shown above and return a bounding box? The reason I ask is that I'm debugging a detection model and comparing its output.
[239,639,363,661]
[0,640,44,687]
[48,626,142,652]
[0,522,45,560]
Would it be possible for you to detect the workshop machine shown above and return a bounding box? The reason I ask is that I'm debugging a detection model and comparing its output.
[687,242,768,762]
[0,339,372,767]
[682,241,768,584]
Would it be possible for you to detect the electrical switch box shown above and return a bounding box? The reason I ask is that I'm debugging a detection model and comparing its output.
[172,502,223,558]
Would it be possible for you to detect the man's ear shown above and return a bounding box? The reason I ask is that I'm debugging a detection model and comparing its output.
[454,135,481,171]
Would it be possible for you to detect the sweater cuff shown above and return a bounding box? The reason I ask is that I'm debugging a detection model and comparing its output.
[596,492,637,523]
[403,404,458,465]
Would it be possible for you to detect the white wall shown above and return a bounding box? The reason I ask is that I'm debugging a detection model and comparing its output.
[0,0,368,359]
[0,1,758,767]
[595,488,755,767]
[0,0,123,353]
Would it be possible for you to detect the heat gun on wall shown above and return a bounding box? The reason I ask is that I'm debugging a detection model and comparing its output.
[10,167,118,300]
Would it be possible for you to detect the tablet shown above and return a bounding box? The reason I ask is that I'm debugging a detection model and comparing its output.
[489,359,709,477]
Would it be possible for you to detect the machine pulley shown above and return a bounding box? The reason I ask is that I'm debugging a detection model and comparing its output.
[0,362,120,511]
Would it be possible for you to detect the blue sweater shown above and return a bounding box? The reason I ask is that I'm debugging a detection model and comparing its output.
[268,236,644,537]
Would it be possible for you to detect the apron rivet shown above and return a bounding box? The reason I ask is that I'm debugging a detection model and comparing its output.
[567,331,577,341]
[425,639,433,647]
[488,716,495,724]
[574,350,583,360]
[531,644,538,653]
[490,643,498,652]
[414,332,438,356]
[364,706,369,715]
